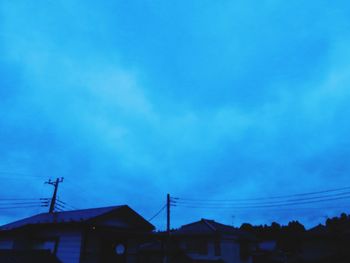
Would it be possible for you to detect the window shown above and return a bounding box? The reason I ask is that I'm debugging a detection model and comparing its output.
[186,239,208,255]
[13,237,59,255]
[214,240,221,256]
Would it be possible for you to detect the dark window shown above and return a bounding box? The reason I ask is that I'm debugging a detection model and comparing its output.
[240,241,250,261]
[186,239,208,255]
[214,240,221,256]
[13,237,59,255]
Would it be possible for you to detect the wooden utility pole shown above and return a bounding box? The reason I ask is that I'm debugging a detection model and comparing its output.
[45,177,64,213]
[167,193,170,235]
[164,193,171,263]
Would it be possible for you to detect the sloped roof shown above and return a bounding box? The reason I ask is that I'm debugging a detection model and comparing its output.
[175,218,249,238]
[0,205,154,231]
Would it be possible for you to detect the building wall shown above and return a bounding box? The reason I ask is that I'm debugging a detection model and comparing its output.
[221,240,239,263]
[0,238,13,249]
[182,239,223,262]
[221,239,253,263]
[258,240,276,252]
[1,229,82,263]
[22,229,83,263]
[55,231,82,263]
[81,231,144,263]
[301,239,336,262]
[181,238,252,263]
[81,232,99,263]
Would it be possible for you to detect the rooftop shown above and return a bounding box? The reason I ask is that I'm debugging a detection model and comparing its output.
[174,218,253,240]
[0,205,154,231]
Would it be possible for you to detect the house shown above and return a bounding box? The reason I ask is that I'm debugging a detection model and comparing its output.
[138,237,194,263]
[172,219,255,263]
[252,240,286,263]
[0,205,154,263]
[138,219,256,263]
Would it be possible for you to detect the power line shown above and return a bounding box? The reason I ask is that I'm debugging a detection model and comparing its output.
[173,194,350,209]
[55,207,64,212]
[0,202,46,206]
[56,199,78,210]
[0,198,43,201]
[173,191,350,206]
[174,186,350,202]
[0,205,47,210]
[0,199,49,206]
[56,199,66,205]
[55,202,65,209]
[148,204,167,222]
[64,203,78,210]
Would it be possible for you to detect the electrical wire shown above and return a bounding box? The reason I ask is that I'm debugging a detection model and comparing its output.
[171,186,350,210]
[0,205,46,210]
[0,202,47,206]
[173,194,350,209]
[55,202,65,209]
[148,204,167,221]
[174,186,350,202]
[65,204,78,210]
[173,191,350,206]
[0,198,43,201]
[56,199,78,210]
[56,199,66,205]
[55,207,64,212]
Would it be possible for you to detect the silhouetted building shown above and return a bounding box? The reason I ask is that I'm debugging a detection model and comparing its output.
[172,219,255,263]
[0,205,154,263]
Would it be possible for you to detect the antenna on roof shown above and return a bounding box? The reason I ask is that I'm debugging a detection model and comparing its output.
[231,215,235,227]
[45,177,64,213]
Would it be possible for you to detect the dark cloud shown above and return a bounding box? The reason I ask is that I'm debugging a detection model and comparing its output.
[1,0,350,228]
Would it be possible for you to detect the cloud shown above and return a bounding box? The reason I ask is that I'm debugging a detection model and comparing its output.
[1,0,350,228]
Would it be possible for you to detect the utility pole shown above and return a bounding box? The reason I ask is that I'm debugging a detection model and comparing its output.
[167,193,170,235]
[164,193,171,263]
[45,177,64,213]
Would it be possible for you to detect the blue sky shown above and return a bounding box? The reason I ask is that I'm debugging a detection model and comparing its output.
[1,0,350,229]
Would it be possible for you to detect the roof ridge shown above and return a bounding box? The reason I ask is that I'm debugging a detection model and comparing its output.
[212,220,235,229]
[0,205,127,230]
[53,205,125,214]
[202,219,217,232]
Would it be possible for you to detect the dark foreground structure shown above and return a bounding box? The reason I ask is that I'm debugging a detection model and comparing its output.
[0,205,154,263]
[0,207,256,263]
[138,219,256,263]
[2,208,350,263]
